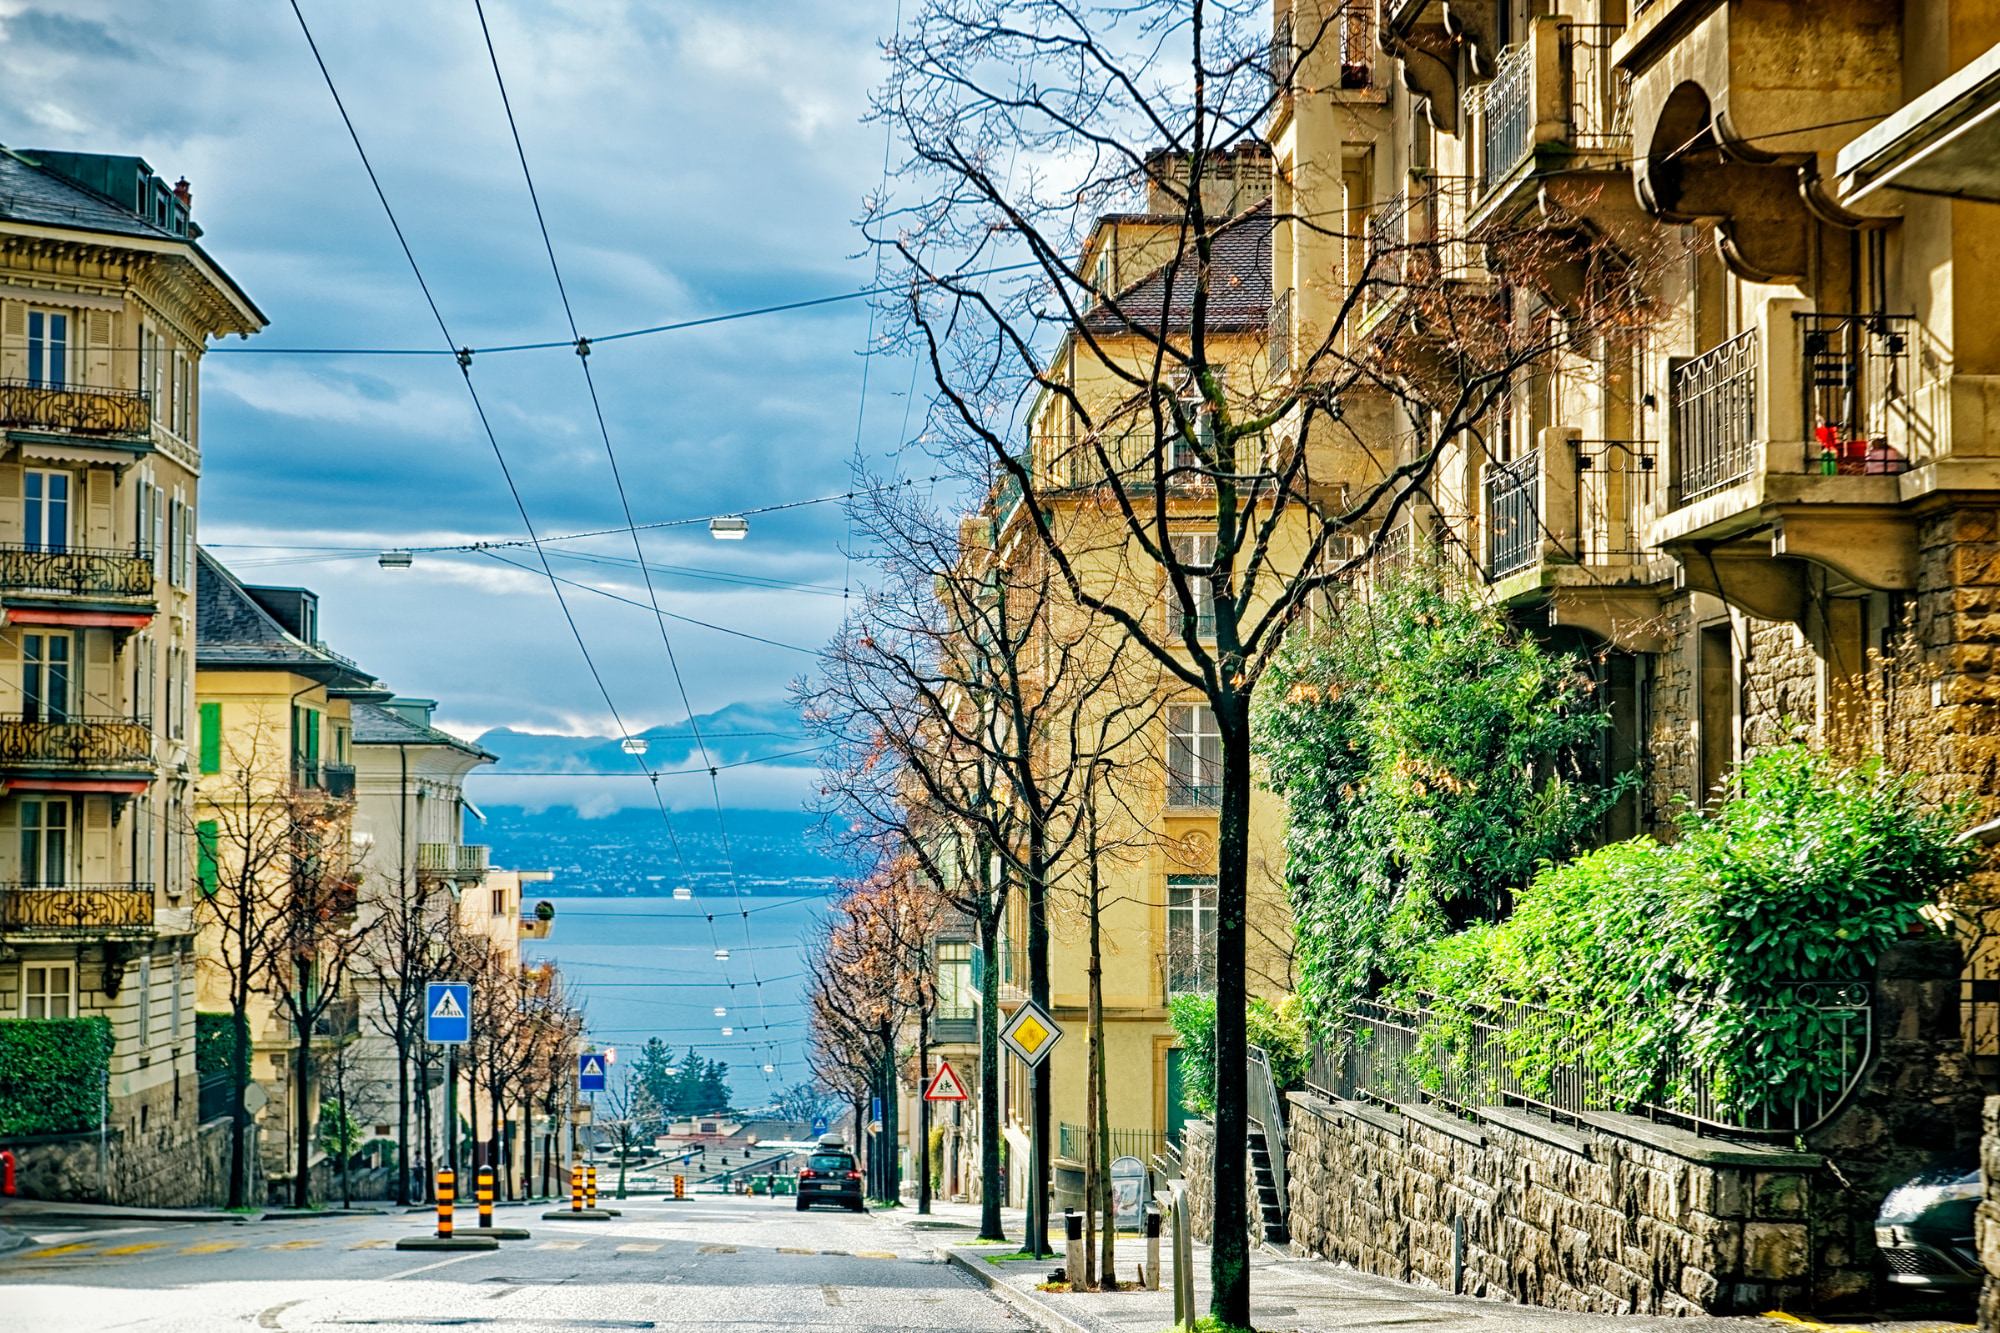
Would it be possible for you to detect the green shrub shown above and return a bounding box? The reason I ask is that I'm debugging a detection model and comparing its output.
[0,1017,112,1135]
[1169,993,1307,1117]
[196,1011,247,1083]
[1399,746,1979,1116]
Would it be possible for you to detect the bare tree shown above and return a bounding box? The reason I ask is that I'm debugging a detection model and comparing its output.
[868,2,1672,1315]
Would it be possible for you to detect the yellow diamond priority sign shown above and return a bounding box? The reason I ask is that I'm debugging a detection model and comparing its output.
[1000,1000,1063,1067]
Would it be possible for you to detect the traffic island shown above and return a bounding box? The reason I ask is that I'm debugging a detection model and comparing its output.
[541,1209,614,1220]
[396,1234,499,1251]
[482,1228,534,1239]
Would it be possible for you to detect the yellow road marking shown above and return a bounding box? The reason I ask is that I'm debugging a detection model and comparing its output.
[180,1242,241,1255]
[98,1242,168,1256]
[346,1240,389,1250]
[616,1243,661,1253]
[25,1242,97,1257]
[854,1251,897,1259]
[777,1247,815,1254]
[698,1245,737,1254]
[537,1241,585,1251]
[261,1240,323,1251]
[1764,1315,1972,1333]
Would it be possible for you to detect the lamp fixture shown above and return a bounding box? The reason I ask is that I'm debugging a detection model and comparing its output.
[708,515,749,540]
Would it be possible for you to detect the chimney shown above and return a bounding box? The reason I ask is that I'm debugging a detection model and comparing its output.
[173,177,191,209]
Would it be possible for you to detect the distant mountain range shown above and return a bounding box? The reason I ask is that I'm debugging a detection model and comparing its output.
[473,700,812,776]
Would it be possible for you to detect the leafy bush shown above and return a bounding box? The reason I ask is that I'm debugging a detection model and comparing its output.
[1168,993,1308,1117]
[196,1011,247,1083]
[1257,571,1624,1018]
[1399,746,1979,1115]
[0,1017,112,1135]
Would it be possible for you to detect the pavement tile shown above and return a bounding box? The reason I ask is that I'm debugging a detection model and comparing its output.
[616,1244,661,1252]
[537,1241,586,1250]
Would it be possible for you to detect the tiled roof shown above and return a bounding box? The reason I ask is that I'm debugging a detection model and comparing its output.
[351,701,495,762]
[195,548,379,687]
[1080,199,1272,336]
[0,148,179,242]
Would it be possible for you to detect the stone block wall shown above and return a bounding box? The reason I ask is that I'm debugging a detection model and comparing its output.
[8,1116,232,1209]
[1976,1096,2000,1332]
[1181,1119,1259,1245]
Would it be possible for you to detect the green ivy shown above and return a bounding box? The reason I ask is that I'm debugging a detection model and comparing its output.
[1397,746,1978,1115]
[1256,571,1624,1019]
[0,1016,112,1135]
[1167,993,1309,1117]
[196,1011,248,1084]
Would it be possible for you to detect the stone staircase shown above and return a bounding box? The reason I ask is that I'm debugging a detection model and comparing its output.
[1248,1131,1289,1245]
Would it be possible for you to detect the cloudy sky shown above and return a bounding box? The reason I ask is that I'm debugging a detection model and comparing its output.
[0,0,940,810]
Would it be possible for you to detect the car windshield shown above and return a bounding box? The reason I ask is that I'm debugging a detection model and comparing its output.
[808,1154,853,1173]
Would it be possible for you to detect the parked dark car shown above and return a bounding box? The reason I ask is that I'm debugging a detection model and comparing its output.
[1876,1148,1982,1291]
[796,1138,864,1212]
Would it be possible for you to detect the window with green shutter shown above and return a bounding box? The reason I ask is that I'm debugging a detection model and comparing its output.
[197,819,218,895]
[198,702,221,774]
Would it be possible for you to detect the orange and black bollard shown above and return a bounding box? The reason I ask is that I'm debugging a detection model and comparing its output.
[586,1163,599,1210]
[673,1174,684,1201]
[570,1163,584,1213]
[435,1168,456,1239]
[477,1165,495,1230]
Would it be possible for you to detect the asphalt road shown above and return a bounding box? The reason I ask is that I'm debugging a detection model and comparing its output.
[0,1194,1025,1333]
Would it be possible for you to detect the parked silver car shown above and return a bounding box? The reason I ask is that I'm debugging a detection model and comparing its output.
[1876,1149,1982,1290]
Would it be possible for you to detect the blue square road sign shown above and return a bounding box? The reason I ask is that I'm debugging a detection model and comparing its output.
[425,982,470,1045]
[578,1051,608,1092]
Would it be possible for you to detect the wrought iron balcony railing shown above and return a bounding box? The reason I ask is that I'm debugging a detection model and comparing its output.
[1800,313,1916,474]
[0,381,150,439]
[1485,449,1541,579]
[415,842,489,876]
[1269,286,1293,378]
[0,716,153,767]
[1672,328,1759,504]
[0,544,154,598]
[0,881,154,932]
[1481,41,1534,184]
[1576,440,1656,563]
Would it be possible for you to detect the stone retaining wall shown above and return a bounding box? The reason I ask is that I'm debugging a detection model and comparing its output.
[1978,1096,2000,1332]
[7,1116,232,1209]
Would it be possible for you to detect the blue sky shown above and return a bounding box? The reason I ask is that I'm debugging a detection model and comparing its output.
[0,0,937,810]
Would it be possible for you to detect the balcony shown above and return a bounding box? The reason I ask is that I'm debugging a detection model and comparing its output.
[0,882,154,934]
[969,944,1030,1005]
[1470,21,1635,237]
[0,381,149,441]
[0,716,152,769]
[322,763,356,799]
[0,545,154,599]
[1651,300,1924,616]
[1485,449,1540,580]
[312,992,362,1040]
[1268,286,1292,378]
[416,842,489,879]
[1272,3,1378,108]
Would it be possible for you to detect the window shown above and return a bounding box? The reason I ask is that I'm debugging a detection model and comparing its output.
[24,470,69,552]
[1165,703,1221,807]
[171,950,183,1040]
[1169,533,1217,640]
[23,964,73,1019]
[164,646,179,739]
[936,941,973,1019]
[152,484,165,578]
[134,480,150,560]
[196,818,218,896]
[292,705,321,785]
[1166,876,1216,995]
[491,887,507,916]
[27,310,67,388]
[167,497,181,587]
[198,701,221,774]
[20,797,68,887]
[22,633,71,723]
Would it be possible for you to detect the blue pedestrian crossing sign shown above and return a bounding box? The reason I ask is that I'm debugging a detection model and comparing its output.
[578,1052,608,1092]
[425,982,470,1045]
[811,1114,828,1138]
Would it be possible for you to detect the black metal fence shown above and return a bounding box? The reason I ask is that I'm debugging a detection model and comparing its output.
[1673,328,1759,504]
[0,717,153,767]
[1058,1123,1168,1165]
[0,545,154,597]
[1310,986,1873,1139]
[1485,449,1541,578]
[0,380,149,438]
[0,882,154,931]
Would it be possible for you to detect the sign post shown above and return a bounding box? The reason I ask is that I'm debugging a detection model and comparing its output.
[1000,1002,1063,1254]
[425,983,470,1176]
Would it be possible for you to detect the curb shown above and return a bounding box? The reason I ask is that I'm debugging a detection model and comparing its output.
[395,1235,500,1252]
[941,1247,1095,1333]
[0,1201,254,1224]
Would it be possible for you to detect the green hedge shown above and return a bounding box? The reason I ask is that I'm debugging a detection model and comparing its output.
[0,1016,112,1136]
[195,1011,247,1082]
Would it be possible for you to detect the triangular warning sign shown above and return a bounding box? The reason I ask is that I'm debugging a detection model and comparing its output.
[581,1055,604,1076]
[923,1060,968,1101]
[430,989,465,1021]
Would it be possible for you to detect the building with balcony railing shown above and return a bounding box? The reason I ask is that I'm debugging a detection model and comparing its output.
[0,143,266,1202]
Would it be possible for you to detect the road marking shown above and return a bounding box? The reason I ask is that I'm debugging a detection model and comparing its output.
[381,1251,496,1281]
[616,1243,661,1252]
[98,1242,169,1255]
[537,1240,586,1250]
[819,1249,848,1256]
[822,1284,843,1306]
[180,1242,242,1254]
[25,1242,97,1257]
[855,1251,896,1259]
[697,1245,736,1254]
[262,1240,324,1250]
[346,1239,389,1249]
[777,1247,815,1254]
[257,1300,301,1329]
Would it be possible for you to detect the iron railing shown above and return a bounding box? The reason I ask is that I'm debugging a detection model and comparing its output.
[1058,1123,1170,1165]
[1576,440,1656,563]
[1271,11,1293,94]
[0,716,153,767]
[969,944,1031,998]
[1269,287,1293,377]
[322,763,356,799]
[1481,42,1534,185]
[415,842,489,876]
[0,380,150,438]
[197,1071,235,1123]
[1335,1,1375,89]
[1800,313,1915,474]
[1310,984,1873,1139]
[1673,328,1759,504]
[1566,25,1631,152]
[0,882,154,932]
[1485,449,1541,578]
[0,544,154,597]
[1246,1045,1288,1221]
[1365,189,1407,294]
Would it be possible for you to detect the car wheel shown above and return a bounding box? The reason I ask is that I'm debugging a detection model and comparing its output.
[796,1198,809,1211]
[850,1200,865,1213]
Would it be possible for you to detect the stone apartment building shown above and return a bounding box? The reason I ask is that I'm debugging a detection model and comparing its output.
[0,145,263,1205]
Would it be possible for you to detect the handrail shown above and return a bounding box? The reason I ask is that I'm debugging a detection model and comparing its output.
[1246,1044,1288,1222]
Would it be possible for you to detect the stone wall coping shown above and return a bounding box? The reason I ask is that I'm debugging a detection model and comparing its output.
[1575,1110,1824,1168]
[1400,1101,1488,1147]
[1287,1089,1403,1138]
[1476,1106,1595,1158]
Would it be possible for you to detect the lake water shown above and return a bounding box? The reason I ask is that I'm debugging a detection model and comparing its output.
[521,895,830,1111]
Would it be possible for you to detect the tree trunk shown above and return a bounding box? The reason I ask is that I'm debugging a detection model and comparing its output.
[228,999,251,1210]
[1210,699,1253,1328]
[293,1015,313,1209]
[975,908,1006,1241]
[917,1011,931,1215]
[395,1040,412,1206]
